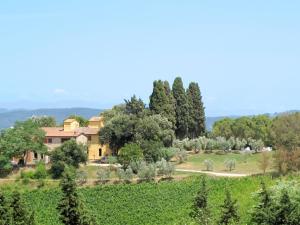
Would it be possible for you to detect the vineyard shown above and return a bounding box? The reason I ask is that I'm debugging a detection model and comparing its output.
[13,175,278,225]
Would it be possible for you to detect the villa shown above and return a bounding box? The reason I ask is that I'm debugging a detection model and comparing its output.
[24,116,111,164]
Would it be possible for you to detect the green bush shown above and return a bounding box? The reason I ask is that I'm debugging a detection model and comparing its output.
[0,155,13,177]
[97,168,110,183]
[137,162,156,181]
[203,159,214,171]
[21,170,35,179]
[34,162,48,179]
[156,159,174,178]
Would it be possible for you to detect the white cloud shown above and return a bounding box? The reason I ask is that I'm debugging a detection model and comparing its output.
[53,88,67,94]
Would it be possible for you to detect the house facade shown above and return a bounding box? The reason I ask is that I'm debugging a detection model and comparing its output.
[40,116,110,163]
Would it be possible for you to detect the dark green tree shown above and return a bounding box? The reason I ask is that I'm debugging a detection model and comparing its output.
[57,169,94,225]
[172,77,189,139]
[149,80,176,127]
[251,181,274,225]
[190,177,211,225]
[50,139,88,178]
[125,95,145,116]
[11,191,35,225]
[219,189,239,225]
[187,82,205,138]
[0,119,47,165]
[0,191,10,225]
[272,190,294,225]
[118,143,144,168]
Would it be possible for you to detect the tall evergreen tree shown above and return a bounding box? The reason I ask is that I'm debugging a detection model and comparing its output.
[190,177,211,225]
[219,189,239,225]
[251,181,274,225]
[0,191,10,225]
[172,77,189,139]
[273,190,294,225]
[149,80,176,127]
[187,82,206,138]
[125,95,145,116]
[57,169,95,225]
[11,191,35,225]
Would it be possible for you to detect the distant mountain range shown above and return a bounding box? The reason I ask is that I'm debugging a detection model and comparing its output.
[0,108,104,129]
[0,108,298,130]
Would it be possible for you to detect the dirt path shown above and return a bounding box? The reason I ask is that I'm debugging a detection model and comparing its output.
[176,169,249,177]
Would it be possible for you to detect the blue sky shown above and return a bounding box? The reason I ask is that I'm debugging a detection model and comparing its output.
[0,1,300,116]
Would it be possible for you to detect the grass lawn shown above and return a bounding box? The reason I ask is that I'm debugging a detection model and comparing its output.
[176,151,274,174]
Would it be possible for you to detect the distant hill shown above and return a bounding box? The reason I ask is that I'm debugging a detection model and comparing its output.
[0,108,104,129]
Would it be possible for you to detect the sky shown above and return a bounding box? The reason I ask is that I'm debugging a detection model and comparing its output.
[0,1,300,116]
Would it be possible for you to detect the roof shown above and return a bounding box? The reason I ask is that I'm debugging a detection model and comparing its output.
[89,116,103,122]
[42,127,99,137]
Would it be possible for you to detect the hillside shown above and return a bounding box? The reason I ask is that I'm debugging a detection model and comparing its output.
[0,108,104,129]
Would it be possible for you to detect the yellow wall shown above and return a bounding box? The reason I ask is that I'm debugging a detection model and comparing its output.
[64,120,79,131]
[87,134,111,161]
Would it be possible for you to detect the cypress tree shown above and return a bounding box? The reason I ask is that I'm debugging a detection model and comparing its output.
[251,181,274,225]
[219,189,239,225]
[0,191,10,225]
[11,191,34,225]
[149,80,176,127]
[273,190,294,225]
[57,169,95,225]
[187,82,206,138]
[172,77,189,139]
[190,177,211,225]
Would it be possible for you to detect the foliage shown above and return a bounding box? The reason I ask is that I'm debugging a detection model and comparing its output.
[149,80,176,128]
[156,158,175,178]
[212,115,272,145]
[11,191,35,225]
[159,147,178,161]
[0,119,47,165]
[224,159,236,171]
[107,156,118,165]
[0,191,10,225]
[137,162,156,181]
[203,159,214,171]
[258,152,272,174]
[57,169,94,225]
[187,82,206,138]
[118,143,143,168]
[190,177,211,225]
[31,116,57,127]
[219,189,239,225]
[176,150,187,164]
[50,139,87,178]
[96,168,111,183]
[139,140,164,163]
[116,166,134,183]
[76,171,88,185]
[0,155,12,177]
[34,162,48,179]
[172,77,189,139]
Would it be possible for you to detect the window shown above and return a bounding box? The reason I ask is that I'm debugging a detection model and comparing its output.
[48,138,52,143]
[99,148,102,157]
[34,152,38,159]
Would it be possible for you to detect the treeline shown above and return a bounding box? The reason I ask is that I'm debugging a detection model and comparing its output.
[100,77,205,161]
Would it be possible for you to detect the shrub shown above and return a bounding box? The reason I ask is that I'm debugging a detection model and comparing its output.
[0,156,12,178]
[97,168,110,183]
[160,147,179,161]
[176,150,187,164]
[34,162,48,179]
[21,170,35,179]
[76,170,88,185]
[203,159,214,171]
[107,156,118,164]
[116,166,134,183]
[118,143,144,168]
[225,159,236,172]
[156,158,175,178]
[137,162,156,181]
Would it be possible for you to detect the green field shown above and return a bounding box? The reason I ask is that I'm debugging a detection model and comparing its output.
[1,175,283,225]
[177,152,274,174]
